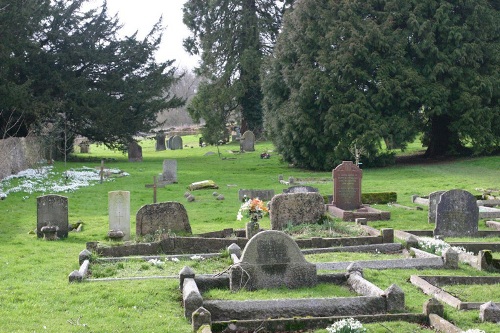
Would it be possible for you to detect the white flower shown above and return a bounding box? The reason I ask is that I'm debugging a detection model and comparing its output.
[148,258,164,266]
[190,255,204,261]
[326,318,366,333]
[418,237,474,256]
[170,257,180,262]
[464,330,486,333]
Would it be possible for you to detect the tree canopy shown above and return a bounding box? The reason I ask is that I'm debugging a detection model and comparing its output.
[0,0,184,149]
[182,0,293,137]
[263,0,500,170]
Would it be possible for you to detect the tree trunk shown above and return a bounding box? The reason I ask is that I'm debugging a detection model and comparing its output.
[424,114,461,157]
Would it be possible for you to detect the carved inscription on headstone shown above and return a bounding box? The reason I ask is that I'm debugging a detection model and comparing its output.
[333,161,362,211]
[434,189,478,237]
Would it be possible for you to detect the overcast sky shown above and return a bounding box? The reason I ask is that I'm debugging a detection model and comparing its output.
[87,0,200,70]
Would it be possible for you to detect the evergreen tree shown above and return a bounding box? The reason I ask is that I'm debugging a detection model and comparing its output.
[183,0,293,136]
[263,0,499,170]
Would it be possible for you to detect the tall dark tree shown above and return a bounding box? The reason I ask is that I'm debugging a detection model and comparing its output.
[183,0,293,136]
[0,0,184,149]
[263,0,499,170]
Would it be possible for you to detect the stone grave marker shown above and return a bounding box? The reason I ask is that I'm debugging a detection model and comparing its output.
[108,191,131,240]
[159,159,177,184]
[240,130,255,152]
[128,141,143,162]
[434,189,479,237]
[282,185,319,194]
[238,189,275,201]
[155,132,166,151]
[170,135,183,150]
[332,161,362,211]
[37,194,69,238]
[428,190,446,224]
[136,202,192,236]
[269,192,325,230]
[230,230,317,291]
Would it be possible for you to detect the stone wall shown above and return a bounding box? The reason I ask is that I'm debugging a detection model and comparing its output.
[0,136,46,180]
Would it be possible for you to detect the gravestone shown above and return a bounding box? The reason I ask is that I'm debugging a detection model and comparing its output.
[238,189,275,201]
[282,185,319,194]
[79,141,90,154]
[167,136,173,149]
[37,195,69,238]
[155,133,166,151]
[128,141,143,162]
[434,189,479,237]
[230,230,317,291]
[108,191,131,240]
[159,159,177,184]
[332,161,362,211]
[136,202,192,237]
[170,135,183,150]
[240,130,255,152]
[428,190,446,224]
[269,192,325,230]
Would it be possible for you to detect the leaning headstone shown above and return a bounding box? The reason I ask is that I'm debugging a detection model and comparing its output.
[158,159,177,184]
[230,230,317,291]
[240,130,255,152]
[37,195,69,239]
[332,161,362,210]
[170,135,183,150]
[283,185,319,194]
[128,141,143,162]
[480,301,500,323]
[434,189,479,237]
[428,191,446,224]
[167,136,173,149]
[155,132,166,151]
[238,189,275,201]
[270,192,325,230]
[136,202,192,237]
[108,191,131,240]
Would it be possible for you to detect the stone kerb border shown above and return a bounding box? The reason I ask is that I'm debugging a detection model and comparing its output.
[410,275,500,310]
[181,264,406,332]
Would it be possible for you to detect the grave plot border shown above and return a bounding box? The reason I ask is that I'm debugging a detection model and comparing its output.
[410,275,500,310]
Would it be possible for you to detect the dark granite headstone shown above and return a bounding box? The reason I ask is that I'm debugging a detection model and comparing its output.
[136,202,192,236]
[128,141,143,162]
[155,133,166,151]
[428,190,446,224]
[332,161,362,210]
[170,135,183,150]
[434,189,479,237]
[230,230,317,291]
[37,195,69,238]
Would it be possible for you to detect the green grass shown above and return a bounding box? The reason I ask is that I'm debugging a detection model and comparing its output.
[440,284,500,303]
[306,251,408,263]
[0,137,499,332]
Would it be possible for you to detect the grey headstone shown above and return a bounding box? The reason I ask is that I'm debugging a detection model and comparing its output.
[442,247,459,268]
[428,191,446,224]
[230,230,317,291]
[269,192,325,230]
[170,135,183,150]
[192,307,211,332]
[423,298,444,316]
[108,191,131,240]
[136,202,192,237]
[37,195,69,238]
[167,136,173,149]
[160,159,177,183]
[385,284,405,312]
[240,130,255,152]
[480,301,500,323]
[282,185,319,194]
[155,133,166,151]
[434,189,479,237]
[238,189,275,201]
[332,161,362,211]
[227,243,242,258]
[127,141,142,162]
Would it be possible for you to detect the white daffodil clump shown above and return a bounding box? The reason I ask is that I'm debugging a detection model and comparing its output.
[463,329,486,333]
[190,255,204,261]
[418,237,473,256]
[148,258,164,267]
[326,318,366,333]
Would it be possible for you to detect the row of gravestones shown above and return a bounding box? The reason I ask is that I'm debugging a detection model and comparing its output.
[155,134,183,151]
[36,192,192,241]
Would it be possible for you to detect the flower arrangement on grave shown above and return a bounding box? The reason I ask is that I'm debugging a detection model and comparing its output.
[326,318,366,333]
[236,197,269,222]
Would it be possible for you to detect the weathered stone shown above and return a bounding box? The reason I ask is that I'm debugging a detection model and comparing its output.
[216,194,224,201]
[269,192,325,230]
[183,278,203,321]
[159,159,177,183]
[381,228,394,243]
[127,141,142,162]
[385,284,405,312]
[155,132,166,151]
[282,185,319,194]
[355,218,367,225]
[434,189,479,237]
[245,221,260,239]
[230,230,317,291]
[136,202,192,237]
[227,243,242,258]
[107,230,125,240]
[239,130,255,151]
[108,191,131,241]
[187,195,195,202]
[428,191,446,224]
[40,225,58,240]
[79,249,92,265]
[180,266,196,290]
[423,298,444,316]
[192,307,211,333]
[332,161,362,211]
[170,135,183,150]
[442,247,459,269]
[37,194,69,239]
[189,180,218,191]
[238,189,275,201]
[480,301,500,323]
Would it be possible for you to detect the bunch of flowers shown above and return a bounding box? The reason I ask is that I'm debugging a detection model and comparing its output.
[326,318,366,333]
[236,197,269,221]
[418,237,473,256]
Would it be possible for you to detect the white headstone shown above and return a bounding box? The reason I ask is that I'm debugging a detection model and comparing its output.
[108,191,131,240]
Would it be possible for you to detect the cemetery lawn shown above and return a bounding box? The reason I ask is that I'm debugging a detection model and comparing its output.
[440,284,500,303]
[0,137,499,332]
[305,251,408,263]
